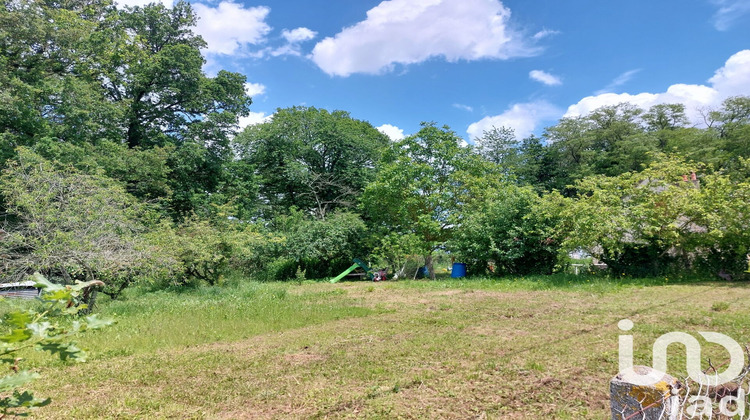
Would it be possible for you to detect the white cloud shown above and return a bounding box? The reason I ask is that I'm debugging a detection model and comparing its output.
[282,27,317,43]
[238,111,272,129]
[532,29,560,40]
[270,27,319,57]
[529,70,562,86]
[708,49,750,93]
[244,82,266,98]
[565,50,750,124]
[469,50,750,141]
[193,2,271,55]
[377,124,406,141]
[594,69,641,94]
[310,0,537,77]
[467,101,561,140]
[711,0,750,30]
[453,103,474,112]
[114,0,172,8]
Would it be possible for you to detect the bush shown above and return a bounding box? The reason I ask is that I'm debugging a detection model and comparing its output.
[450,184,561,276]
[263,210,369,281]
[255,257,298,282]
[560,156,750,278]
[0,148,162,298]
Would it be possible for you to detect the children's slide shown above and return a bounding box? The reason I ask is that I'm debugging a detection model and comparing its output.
[329,259,374,283]
[329,263,360,283]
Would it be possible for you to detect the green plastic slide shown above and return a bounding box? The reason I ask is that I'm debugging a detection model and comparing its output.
[329,259,374,283]
[329,263,360,283]
[353,258,374,280]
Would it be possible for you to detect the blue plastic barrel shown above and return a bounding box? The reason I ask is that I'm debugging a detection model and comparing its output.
[451,262,467,278]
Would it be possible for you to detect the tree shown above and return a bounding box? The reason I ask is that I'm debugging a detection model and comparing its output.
[235,106,389,219]
[0,0,254,218]
[513,135,557,190]
[544,116,597,192]
[559,156,703,275]
[32,138,174,205]
[0,0,121,156]
[710,96,750,138]
[474,126,519,171]
[0,148,168,297]
[273,209,369,279]
[710,96,750,171]
[642,103,689,132]
[692,158,750,274]
[450,183,562,276]
[362,123,499,279]
[93,2,252,150]
[558,155,750,277]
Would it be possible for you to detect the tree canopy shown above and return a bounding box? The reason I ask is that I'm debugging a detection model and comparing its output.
[1,0,750,286]
[362,123,501,278]
[235,106,389,219]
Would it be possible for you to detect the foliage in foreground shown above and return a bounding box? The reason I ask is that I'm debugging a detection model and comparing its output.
[0,274,112,417]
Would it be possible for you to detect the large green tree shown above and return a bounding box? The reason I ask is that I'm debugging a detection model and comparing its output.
[559,155,750,276]
[0,0,255,218]
[449,184,562,276]
[0,0,121,155]
[474,126,519,172]
[362,123,500,279]
[99,2,251,149]
[0,148,173,296]
[235,106,389,219]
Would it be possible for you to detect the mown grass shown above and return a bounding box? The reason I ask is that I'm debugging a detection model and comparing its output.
[13,274,750,419]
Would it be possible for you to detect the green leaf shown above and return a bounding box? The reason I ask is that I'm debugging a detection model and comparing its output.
[36,341,86,362]
[0,329,32,344]
[11,390,51,409]
[40,288,73,302]
[0,371,40,392]
[27,322,52,338]
[3,311,33,329]
[31,273,64,292]
[0,390,51,413]
[84,315,115,330]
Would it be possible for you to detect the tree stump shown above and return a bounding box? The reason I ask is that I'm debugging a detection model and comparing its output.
[610,365,681,420]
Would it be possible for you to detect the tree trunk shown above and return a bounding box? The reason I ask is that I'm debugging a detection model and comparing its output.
[425,253,435,280]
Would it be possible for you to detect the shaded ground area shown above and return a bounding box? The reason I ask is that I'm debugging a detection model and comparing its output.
[31,280,750,419]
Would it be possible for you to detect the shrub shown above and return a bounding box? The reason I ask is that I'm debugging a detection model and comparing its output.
[450,184,561,276]
[560,156,750,277]
[0,148,162,298]
[266,210,369,280]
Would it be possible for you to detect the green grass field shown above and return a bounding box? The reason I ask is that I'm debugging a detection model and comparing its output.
[16,275,750,418]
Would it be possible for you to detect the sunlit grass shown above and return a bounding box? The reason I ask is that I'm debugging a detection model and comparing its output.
[15,275,750,419]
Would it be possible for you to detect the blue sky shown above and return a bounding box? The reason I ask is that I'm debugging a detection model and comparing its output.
[118,0,750,143]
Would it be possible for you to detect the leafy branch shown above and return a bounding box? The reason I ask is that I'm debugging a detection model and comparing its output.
[0,273,112,418]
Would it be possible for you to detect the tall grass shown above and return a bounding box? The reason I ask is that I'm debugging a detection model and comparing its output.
[16,280,376,368]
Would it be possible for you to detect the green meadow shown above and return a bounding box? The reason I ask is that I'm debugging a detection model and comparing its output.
[13,275,749,419]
